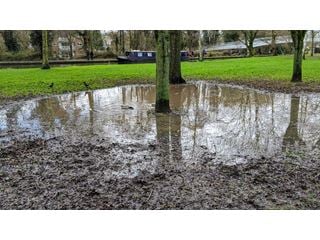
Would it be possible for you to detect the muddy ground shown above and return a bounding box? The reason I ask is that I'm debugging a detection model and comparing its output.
[1,82,320,209]
[1,134,320,210]
[212,79,320,95]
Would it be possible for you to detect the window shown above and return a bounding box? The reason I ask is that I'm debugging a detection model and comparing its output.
[137,52,143,57]
[147,52,152,57]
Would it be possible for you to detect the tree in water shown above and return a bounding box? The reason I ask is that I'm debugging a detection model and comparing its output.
[290,30,307,82]
[169,30,186,84]
[155,30,171,113]
[241,30,258,57]
[41,30,50,69]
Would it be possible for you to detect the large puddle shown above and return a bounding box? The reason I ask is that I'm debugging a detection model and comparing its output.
[1,81,320,164]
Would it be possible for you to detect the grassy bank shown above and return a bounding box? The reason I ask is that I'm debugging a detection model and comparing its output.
[1,55,320,99]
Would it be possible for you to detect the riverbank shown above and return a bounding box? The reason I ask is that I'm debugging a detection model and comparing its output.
[1,55,320,100]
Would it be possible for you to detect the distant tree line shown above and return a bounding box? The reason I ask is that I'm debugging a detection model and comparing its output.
[1,30,317,61]
[0,30,104,60]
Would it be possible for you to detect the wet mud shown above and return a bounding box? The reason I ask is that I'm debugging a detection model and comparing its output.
[1,82,320,209]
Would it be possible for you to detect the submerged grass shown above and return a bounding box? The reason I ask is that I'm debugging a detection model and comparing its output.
[1,55,320,99]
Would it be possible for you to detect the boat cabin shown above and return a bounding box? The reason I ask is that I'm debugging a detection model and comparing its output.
[118,50,189,63]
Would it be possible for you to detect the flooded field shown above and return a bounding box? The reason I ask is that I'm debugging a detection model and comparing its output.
[1,82,320,209]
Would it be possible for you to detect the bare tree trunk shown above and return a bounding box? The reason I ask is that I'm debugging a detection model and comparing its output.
[83,30,90,60]
[66,31,74,59]
[68,35,73,59]
[127,31,141,50]
[69,43,73,59]
[302,36,307,60]
[169,30,186,84]
[290,30,307,82]
[242,30,258,57]
[89,30,94,60]
[311,30,315,57]
[119,30,125,54]
[198,30,203,61]
[271,30,277,56]
[115,32,119,54]
[41,30,50,69]
[248,41,254,57]
[129,31,132,50]
[155,30,171,113]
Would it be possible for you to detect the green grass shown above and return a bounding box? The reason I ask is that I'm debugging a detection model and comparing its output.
[1,55,320,99]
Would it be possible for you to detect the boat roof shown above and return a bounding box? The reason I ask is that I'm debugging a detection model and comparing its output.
[126,50,188,52]
[128,50,156,52]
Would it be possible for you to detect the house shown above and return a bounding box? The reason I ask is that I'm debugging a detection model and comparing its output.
[51,33,85,59]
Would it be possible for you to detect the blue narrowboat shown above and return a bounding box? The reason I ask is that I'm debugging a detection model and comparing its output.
[117,50,189,64]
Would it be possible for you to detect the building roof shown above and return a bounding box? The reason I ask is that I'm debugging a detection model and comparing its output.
[206,33,320,51]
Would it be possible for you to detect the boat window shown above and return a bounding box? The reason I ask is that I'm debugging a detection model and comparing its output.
[147,52,152,57]
[137,52,143,57]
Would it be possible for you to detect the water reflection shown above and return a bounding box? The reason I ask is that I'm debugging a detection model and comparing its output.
[282,96,304,151]
[1,82,320,163]
[156,113,183,169]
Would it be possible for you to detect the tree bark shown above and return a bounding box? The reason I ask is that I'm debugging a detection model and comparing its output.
[68,36,73,59]
[83,30,90,60]
[69,43,73,59]
[198,30,203,61]
[129,31,132,50]
[155,30,171,113]
[248,41,254,57]
[89,30,94,60]
[169,30,186,84]
[290,30,307,82]
[242,30,258,57]
[119,30,125,54]
[41,30,50,69]
[271,30,277,56]
[311,30,315,57]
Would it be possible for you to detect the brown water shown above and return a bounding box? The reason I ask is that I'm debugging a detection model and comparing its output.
[1,82,320,164]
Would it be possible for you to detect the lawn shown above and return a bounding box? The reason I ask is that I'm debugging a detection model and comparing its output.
[0,55,320,99]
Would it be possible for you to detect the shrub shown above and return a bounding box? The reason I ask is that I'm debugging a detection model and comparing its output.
[0,50,40,61]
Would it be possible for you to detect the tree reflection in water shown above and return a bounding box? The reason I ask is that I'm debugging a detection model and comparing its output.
[282,96,304,151]
[2,82,320,163]
[156,113,183,170]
